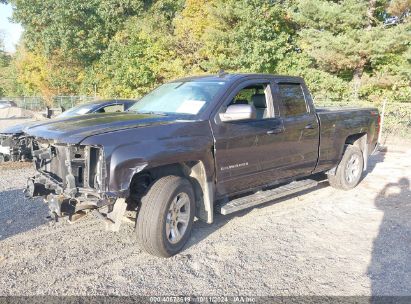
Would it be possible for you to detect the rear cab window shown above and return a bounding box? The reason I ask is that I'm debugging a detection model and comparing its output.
[278,83,308,117]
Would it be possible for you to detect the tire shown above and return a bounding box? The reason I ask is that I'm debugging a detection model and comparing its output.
[328,145,364,190]
[136,175,195,257]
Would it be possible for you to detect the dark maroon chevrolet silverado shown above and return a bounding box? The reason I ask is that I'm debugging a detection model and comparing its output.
[24,73,380,257]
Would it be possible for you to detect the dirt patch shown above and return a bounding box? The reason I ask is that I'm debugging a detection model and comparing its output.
[0,161,33,171]
[0,118,37,131]
[0,107,45,120]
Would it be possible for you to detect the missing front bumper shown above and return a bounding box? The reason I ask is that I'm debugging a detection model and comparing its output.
[27,140,128,227]
[25,172,115,222]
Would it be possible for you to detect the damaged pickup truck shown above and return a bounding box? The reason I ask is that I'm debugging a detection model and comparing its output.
[24,74,380,257]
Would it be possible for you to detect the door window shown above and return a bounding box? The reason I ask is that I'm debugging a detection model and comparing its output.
[224,83,273,120]
[278,83,308,117]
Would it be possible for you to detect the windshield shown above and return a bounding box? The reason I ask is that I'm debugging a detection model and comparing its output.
[57,103,95,118]
[128,81,226,115]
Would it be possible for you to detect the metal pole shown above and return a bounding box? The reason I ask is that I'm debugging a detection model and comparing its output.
[378,98,387,144]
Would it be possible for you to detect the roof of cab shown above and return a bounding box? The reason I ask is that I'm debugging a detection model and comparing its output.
[173,73,304,84]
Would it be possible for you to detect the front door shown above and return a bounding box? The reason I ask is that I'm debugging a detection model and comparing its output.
[211,79,284,197]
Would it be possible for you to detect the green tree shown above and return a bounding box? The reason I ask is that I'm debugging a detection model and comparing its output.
[290,0,411,101]
[82,0,184,97]
[0,35,13,97]
[88,0,295,97]
[10,0,146,64]
[7,44,83,101]
[6,0,411,104]
[204,0,294,73]
[173,0,294,74]
[387,0,411,17]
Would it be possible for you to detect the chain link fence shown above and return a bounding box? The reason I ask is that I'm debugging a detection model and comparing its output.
[2,96,96,111]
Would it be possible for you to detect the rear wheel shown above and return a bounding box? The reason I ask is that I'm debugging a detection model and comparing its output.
[328,145,364,190]
[136,175,195,257]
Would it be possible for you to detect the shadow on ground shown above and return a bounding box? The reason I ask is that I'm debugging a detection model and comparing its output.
[368,177,411,296]
[186,152,386,252]
[0,189,49,241]
[186,179,330,251]
[366,151,385,177]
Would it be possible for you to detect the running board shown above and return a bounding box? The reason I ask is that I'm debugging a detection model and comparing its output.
[217,179,318,215]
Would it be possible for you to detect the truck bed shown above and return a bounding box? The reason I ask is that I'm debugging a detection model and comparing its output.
[316,106,378,113]
[314,105,379,173]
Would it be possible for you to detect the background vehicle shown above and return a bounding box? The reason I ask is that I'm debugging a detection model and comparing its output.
[0,99,136,162]
[24,74,379,257]
[56,99,135,118]
[0,100,17,109]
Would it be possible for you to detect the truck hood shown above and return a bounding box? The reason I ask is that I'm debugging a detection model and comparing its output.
[25,112,192,144]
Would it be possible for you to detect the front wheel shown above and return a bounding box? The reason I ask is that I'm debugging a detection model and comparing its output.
[136,175,195,257]
[328,145,364,190]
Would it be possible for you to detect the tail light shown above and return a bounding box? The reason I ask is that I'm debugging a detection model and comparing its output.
[370,110,380,138]
[377,114,381,136]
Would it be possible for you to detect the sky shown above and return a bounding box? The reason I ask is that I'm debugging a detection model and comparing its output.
[0,3,23,53]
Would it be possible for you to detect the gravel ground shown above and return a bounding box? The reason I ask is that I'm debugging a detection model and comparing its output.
[0,139,410,296]
[0,118,38,130]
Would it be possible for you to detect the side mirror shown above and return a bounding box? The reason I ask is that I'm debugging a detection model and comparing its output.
[219,104,256,122]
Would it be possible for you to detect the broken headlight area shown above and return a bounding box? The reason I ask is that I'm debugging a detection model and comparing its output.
[0,134,33,162]
[26,139,113,221]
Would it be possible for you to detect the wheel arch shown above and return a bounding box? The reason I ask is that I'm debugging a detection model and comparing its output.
[129,161,214,224]
[344,133,368,171]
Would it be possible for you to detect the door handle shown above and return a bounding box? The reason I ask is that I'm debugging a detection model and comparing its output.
[304,123,315,129]
[266,128,284,135]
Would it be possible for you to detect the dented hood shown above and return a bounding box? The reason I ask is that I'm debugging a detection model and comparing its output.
[24,112,189,144]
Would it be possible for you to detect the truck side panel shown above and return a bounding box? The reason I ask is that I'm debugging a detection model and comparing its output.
[314,108,379,173]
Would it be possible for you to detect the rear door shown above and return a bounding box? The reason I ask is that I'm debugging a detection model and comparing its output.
[272,82,319,178]
[211,78,285,197]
